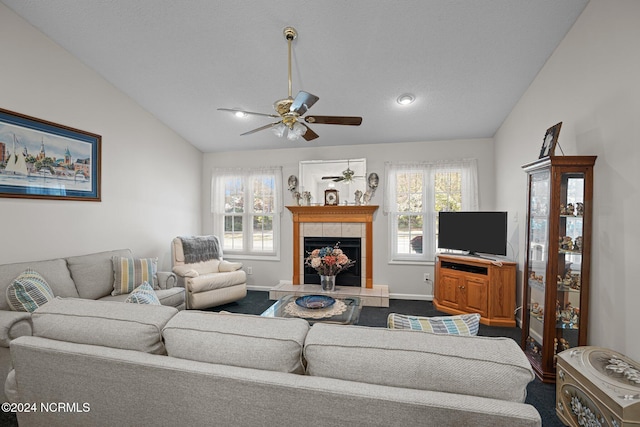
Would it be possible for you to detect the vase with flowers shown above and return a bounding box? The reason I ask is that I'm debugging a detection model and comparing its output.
[304,242,356,292]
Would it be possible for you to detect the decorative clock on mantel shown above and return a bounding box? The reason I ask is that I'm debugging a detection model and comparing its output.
[324,189,339,206]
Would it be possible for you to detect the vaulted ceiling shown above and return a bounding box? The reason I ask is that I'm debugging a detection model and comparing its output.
[2,0,589,152]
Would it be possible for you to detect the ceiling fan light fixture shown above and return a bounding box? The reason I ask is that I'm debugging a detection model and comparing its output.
[272,122,286,138]
[397,93,416,105]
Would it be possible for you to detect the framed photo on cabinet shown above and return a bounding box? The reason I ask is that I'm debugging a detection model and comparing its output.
[539,122,562,158]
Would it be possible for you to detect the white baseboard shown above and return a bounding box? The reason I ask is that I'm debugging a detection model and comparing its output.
[247,285,273,292]
[389,293,434,301]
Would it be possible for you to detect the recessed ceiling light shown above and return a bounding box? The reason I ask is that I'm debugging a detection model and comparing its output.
[234,111,248,118]
[397,93,415,105]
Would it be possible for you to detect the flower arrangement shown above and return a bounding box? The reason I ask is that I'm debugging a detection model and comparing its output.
[305,242,355,276]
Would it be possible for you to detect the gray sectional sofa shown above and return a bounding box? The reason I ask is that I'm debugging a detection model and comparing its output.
[0,249,185,402]
[5,297,542,426]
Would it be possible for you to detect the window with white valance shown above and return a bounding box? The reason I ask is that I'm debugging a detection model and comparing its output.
[384,159,479,262]
[211,166,283,258]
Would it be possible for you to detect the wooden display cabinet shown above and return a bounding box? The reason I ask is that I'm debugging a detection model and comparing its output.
[520,156,597,383]
[434,254,517,327]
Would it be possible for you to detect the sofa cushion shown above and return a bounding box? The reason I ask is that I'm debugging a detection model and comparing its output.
[163,311,309,374]
[125,282,161,305]
[387,313,481,336]
[111,256,158,296]
[66,249,132,300]
[0,259,79,310]
[6,269,55,312]
[304,323,534,403]
[32,297,177,354]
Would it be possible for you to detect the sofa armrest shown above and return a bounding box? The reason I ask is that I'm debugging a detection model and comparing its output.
[172,265,199,278]
[156,271,178,289]
[0,310,32,348]
[219,260,243,272]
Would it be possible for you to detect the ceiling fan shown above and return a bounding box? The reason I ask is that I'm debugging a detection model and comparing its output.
[218,27,362,141]
[322,161,364,183]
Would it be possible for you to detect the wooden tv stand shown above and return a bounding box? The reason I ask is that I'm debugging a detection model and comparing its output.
[433,254,516,327]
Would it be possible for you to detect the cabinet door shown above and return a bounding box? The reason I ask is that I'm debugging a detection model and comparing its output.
[439,273,462,309]
[463,276,488,316]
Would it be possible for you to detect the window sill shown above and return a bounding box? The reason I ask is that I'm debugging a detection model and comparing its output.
[223,253,280,262]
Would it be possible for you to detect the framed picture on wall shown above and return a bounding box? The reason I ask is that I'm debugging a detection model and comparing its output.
[539,122,562,158]
[0,108,101,201]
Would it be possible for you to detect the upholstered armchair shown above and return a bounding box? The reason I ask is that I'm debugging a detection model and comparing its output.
[171,236,247,309]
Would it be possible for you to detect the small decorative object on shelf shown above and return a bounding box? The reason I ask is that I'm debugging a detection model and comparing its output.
[302,191,312,206]
[305,242,356,292]
[324,189,339,205]
[539,122,563,158]
[354,189,363,205]
[521,155,596,383]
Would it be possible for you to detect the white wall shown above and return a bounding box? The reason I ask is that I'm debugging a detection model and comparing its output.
[203,138,496,299]
[494,0,640,361]
[0,5,202,270]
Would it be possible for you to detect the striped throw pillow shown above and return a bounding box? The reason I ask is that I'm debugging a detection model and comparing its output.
[125,282,161,305]
[6,269,55,312]
[112,257,157,296]
[387,312,481,336]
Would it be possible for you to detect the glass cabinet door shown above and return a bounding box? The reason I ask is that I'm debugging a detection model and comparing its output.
[555,173,585,354]
[524,169,550,364]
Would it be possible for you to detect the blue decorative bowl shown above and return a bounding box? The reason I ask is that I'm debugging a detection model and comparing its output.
[295,295,336,309]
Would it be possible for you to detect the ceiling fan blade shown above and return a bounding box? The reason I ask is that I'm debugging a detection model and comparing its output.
[301,123,319,141]
[240,121,282,136]
[218,108,280,118]
[322,176,342,180]
[290,91,320,116]
[304,116,363,126]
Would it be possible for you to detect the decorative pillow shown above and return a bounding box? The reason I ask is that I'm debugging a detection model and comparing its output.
[387,312,481,336]
[6,269,55,312]
[112,257,157,296]
[125,282,161,305]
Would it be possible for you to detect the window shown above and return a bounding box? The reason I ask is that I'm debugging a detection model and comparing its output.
[384,159,478,262]
[211,167,282,258]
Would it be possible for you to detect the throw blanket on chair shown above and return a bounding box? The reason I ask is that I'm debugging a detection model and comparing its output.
[179,236,221,264]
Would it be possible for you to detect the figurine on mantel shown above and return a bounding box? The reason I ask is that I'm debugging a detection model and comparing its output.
[363,172,379,205]
[302,191,312,206]
[354,190,363,205]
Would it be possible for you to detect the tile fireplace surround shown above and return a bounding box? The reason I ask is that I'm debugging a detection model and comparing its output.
[273,205,389,307]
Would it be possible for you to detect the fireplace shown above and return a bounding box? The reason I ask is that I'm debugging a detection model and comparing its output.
[304,237,362,286]
[287,205,378,288]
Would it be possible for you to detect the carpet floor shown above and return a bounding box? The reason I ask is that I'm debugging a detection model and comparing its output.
[206,290,564,427]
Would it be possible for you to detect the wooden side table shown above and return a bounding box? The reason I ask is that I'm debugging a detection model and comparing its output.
[556,346,640,426]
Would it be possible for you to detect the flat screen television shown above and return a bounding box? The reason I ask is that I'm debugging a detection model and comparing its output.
[438,211,508,256]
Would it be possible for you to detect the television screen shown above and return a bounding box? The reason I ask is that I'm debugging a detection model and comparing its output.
[438,211,508,256]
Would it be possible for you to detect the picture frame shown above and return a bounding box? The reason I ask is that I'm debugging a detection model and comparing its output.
[539,122,562,158]
[0,108,101,201]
